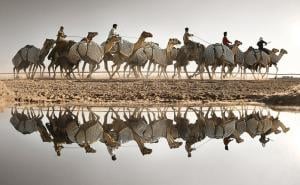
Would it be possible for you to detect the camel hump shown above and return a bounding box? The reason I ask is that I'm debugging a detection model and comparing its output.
[25,45,34,49]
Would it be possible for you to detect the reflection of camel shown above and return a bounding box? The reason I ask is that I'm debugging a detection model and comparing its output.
[143,108,182,148]
[10,107,51,142]
[46,107,77,156]
[106,108,152,156]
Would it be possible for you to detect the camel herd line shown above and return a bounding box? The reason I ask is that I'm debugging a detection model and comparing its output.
[12,31,288,80]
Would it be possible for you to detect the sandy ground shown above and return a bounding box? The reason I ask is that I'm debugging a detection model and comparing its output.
[1,78,300,107]
[0,81,14,110]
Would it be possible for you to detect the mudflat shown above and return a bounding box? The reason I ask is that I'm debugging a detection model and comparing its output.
[2,78,300,106]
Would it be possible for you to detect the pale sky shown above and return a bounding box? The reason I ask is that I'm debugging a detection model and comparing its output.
[0,0,299,74]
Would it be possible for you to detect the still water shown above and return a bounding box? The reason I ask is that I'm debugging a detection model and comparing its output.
[0,106,299,185]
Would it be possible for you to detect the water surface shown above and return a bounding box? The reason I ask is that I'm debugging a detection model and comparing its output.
[0,106,299,185]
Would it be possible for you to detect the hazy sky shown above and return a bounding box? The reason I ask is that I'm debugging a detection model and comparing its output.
[0,0,299,74]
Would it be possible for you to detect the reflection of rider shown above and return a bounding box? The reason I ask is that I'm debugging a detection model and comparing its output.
[257,37,270,54]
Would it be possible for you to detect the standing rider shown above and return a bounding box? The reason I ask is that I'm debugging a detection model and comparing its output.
[222,32,232,47]
[257,37,270,54]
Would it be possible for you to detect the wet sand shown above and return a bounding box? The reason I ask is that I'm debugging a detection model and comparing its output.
[1,78,300,107]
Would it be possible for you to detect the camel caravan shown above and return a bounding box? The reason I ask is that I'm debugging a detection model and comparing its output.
[10,106,290,159]
[12,25,288,80]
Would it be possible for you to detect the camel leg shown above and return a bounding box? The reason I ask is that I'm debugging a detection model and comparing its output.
[177,66,182,79]
[41,63,45,78]
[48,63,53,78]
[163,66,168,79]
[205,65,212,80]
[13,67,16,79]
[31,64,38,79]
[28,64,33,79]
[53,65,59,79]
[146,61,152,78]
[149,63,157,77]
[81,62,87,79]
[184,65,190,79]
[104,60,111,78]
[123,63,129,78]
[138,66,144,78]
[87,64,95,79]
[111,64,121,79]
[275,65,278,79]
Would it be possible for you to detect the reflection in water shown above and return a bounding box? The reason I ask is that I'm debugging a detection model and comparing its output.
[10,106,290,160]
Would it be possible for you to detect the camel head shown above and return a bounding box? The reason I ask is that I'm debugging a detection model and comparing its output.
[140,31,153,39]
[280,49,288,55]
[87,32,98,40]
[234,40,242,46]
[168,38,181,46]
[271,48,280,53]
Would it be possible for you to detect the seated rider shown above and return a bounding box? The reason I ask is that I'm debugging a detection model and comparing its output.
[222,31,232,48]
[107,24,119,40]
[52,26,68,57]
[56,26,67,42]
[257,37,270,54]
[183,27,195,49]
[106,24,120,52]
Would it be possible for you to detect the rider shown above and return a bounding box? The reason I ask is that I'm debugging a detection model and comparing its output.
[106,24,120,51]
[107,24,119,40]
[222,32,232,47]
[257,37,270,54]
[183,27,194,46]
[56,26,67,42]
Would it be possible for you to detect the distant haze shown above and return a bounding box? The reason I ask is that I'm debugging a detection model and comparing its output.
[0,0,299,74]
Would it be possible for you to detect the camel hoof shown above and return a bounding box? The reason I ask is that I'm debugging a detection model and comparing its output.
[142,148,152,155]
[170,142,183,149]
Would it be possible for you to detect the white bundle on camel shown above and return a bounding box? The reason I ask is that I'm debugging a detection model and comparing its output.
[244,49,269,67]
[12,46,40,67]
[68,41,104,65]
[204,44,234,65]
[119,40,135,56]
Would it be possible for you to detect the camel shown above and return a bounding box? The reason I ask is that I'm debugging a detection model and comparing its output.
[173,42,206,79]
[102,31,153,79]
[124,38,181,78]
[202,44,235,80]
[47,40,77,78]
[239,47,287,79]
[264,48,288,79]
[145,39,181,78]
[68,32,121,78]
[12,39,55,79]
